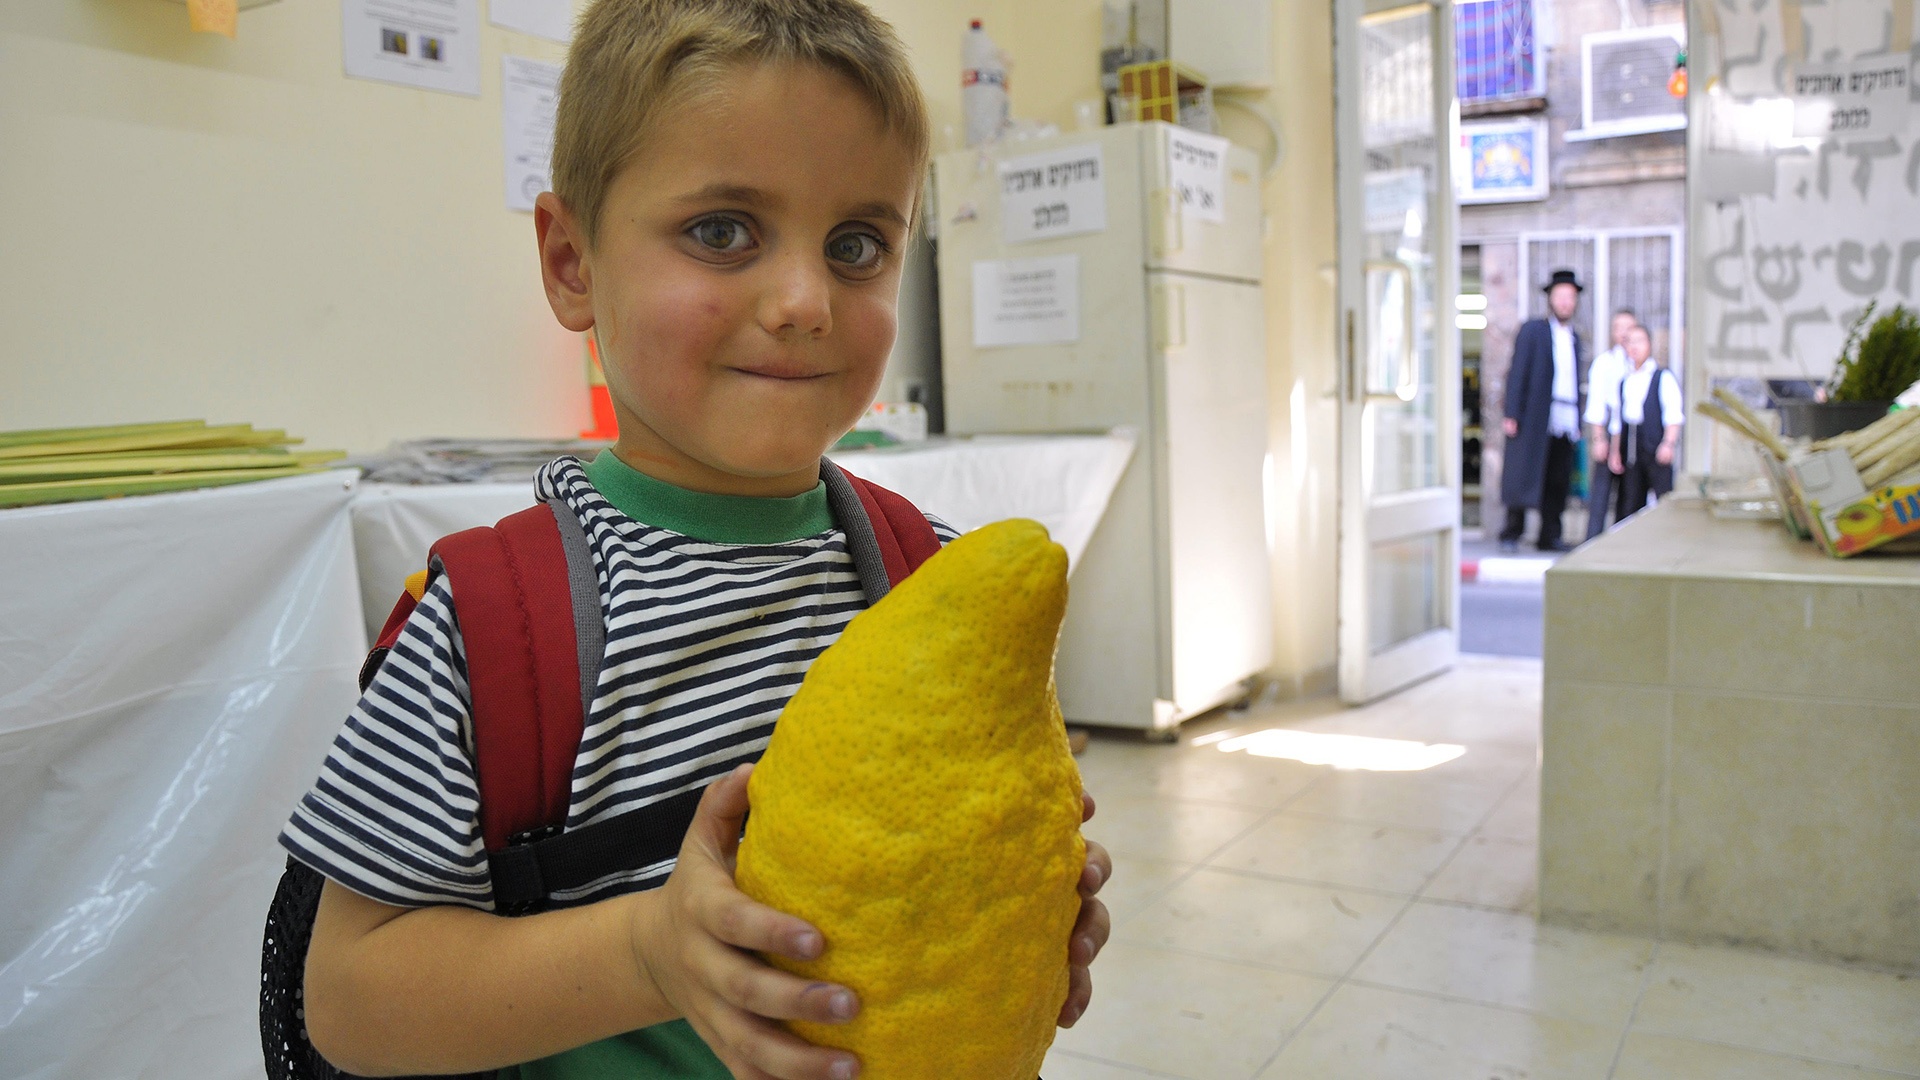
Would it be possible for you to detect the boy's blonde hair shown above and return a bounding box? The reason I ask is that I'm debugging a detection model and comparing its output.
[555,0,930,246]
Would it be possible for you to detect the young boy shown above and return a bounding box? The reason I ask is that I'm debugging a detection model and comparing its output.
[281,2,1111,1078]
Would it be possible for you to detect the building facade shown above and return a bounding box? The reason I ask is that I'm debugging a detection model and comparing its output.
[1456,0,1688,530]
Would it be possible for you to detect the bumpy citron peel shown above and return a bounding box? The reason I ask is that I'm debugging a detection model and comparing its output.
[735,518,1085,1080]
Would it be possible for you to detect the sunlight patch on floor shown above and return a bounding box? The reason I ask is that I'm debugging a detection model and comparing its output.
[1204,728,1467,772]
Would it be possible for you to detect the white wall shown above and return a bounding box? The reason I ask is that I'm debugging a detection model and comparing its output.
[1,1,580,452]
[0,0,987,453]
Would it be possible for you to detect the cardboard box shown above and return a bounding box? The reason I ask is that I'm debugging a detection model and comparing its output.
[1784,447,1920,556]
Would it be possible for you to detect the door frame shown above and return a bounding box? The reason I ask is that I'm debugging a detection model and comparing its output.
[1334,0,1464,705]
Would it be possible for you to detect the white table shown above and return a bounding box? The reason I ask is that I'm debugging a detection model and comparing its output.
[0,472,366,1080]
[350,432,1137,641]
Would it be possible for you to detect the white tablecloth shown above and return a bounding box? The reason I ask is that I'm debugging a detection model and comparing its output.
[829,431,1136,572]
[0,472,366,1080]
[349,432,1137,641]
[351,480,548,642]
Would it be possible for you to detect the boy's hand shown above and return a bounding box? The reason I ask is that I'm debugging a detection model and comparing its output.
[1058,791,1113,1029]
[632,764,863,1080]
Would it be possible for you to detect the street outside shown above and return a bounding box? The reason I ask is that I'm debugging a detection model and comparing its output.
[1458,531,1568,658]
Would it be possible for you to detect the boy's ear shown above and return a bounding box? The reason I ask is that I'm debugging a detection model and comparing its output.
[535,192,595,333]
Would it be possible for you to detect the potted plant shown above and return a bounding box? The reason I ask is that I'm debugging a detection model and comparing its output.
[1777,303,1920,439]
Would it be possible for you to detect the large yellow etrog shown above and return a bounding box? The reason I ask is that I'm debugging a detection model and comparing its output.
[735,518,1085,1080]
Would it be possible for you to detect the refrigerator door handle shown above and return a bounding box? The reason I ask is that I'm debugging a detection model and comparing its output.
[1149,188,1184,259]
[1153,282,1187,351]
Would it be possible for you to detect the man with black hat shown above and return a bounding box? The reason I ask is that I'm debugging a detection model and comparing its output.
[1499,268,1586,553]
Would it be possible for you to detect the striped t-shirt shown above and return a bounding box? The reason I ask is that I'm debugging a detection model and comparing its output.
[281,453,957,911]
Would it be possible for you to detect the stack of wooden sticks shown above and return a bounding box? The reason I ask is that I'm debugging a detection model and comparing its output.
[1698,390,1920,491]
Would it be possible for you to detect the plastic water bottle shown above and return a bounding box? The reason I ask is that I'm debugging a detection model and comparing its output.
[961,19,1008,147]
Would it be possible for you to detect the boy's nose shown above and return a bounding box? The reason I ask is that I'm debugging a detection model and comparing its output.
[759,251,833,340]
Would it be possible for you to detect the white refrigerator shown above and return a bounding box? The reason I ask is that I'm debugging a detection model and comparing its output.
[933,122,1274,735]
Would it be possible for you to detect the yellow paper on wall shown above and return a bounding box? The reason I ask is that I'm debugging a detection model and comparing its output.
[188,0,237,39]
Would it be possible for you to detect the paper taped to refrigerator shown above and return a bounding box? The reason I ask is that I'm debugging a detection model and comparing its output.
[1167,129,1228,223]
[999,143,1107,244]
[973,255,1080,347]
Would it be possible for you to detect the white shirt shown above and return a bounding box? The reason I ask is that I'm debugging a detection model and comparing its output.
[1585,345,1628,428]
[1549,319,1580,438]
[1610,360,1685,435]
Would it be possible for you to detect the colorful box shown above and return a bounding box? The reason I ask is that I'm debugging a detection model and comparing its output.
[1784,447,1920,556]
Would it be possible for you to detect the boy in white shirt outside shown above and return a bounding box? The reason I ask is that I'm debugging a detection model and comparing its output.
[279,2,1112,1077]
[1581,309,1637,542]
[1607,324,1685,518]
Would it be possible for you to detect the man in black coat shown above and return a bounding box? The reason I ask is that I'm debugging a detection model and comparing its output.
[1499,269,1586,553]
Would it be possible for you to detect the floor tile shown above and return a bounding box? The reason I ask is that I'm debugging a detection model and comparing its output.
[1424,834,1537,912]
[1351,900,1654,1028]
[1097,853,1198,928]
[1282,766,1516,835]
[1207,812,1459,894]
[1076,738,1325,811]
[1116,866,1404,977]
[1631,942,1920,1074]
[1040,1048,1169,1079]
[1478,769,1541,843]
[1080,793,1267,864]
[1342,671,1544,751]
[1612,1032,1920,1080]
[1259,982,1619,1079]
[1049,941,1335,1080]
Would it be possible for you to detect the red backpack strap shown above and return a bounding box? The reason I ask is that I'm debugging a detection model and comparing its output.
[429,502,588,855]
[820,459,942,603]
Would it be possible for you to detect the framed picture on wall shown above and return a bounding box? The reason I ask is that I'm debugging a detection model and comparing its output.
[1454,117,1550,204]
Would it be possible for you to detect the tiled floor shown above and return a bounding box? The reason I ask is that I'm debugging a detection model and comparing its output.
[1046,656,1920,1080]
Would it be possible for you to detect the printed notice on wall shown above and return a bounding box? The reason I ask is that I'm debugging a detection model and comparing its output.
[343,0,481,96]
[490,0,575,42]
[1167,129,1228,223]
[973,256,1080,348]
[998,144,1106,244]
[503,56,562,212]
[1790,58,1910,141]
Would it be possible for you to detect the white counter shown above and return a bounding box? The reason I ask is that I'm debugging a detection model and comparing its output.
[1541,499,1920,971]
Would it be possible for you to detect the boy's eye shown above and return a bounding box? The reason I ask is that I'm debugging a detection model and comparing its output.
[689,216,752,254]
[825,231,887,272]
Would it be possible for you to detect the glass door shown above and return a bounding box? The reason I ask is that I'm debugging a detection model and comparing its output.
[1335,0,1462,704]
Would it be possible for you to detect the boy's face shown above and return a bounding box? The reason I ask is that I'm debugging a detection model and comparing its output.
[1611,313,1636,347]
[537,62,919,496]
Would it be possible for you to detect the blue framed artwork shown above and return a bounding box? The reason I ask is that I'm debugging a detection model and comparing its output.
[1455,118,1550,203]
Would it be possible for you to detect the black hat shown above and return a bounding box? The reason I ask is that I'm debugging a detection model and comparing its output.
[1543,269,1584,293]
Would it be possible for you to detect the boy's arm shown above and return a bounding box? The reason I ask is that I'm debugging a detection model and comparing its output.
[305,766,863,1080]
[306,880,667,1074]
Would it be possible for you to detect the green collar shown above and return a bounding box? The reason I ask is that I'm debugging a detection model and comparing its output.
[581,450,833,545]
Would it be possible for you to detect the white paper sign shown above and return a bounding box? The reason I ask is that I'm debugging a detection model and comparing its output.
[998,144,1107,244]
[1791,58,1911,141]
[503,56,562,212]
[972,256,1080,347]
[489,0,574,42]
[1167,129,1228,223]
[343,0,482,97]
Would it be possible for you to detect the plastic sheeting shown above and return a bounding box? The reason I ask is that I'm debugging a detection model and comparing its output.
[348,433,1137,642]
[829,430,1137,571]
[350,480,541,643]
[0,472,367,1080]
